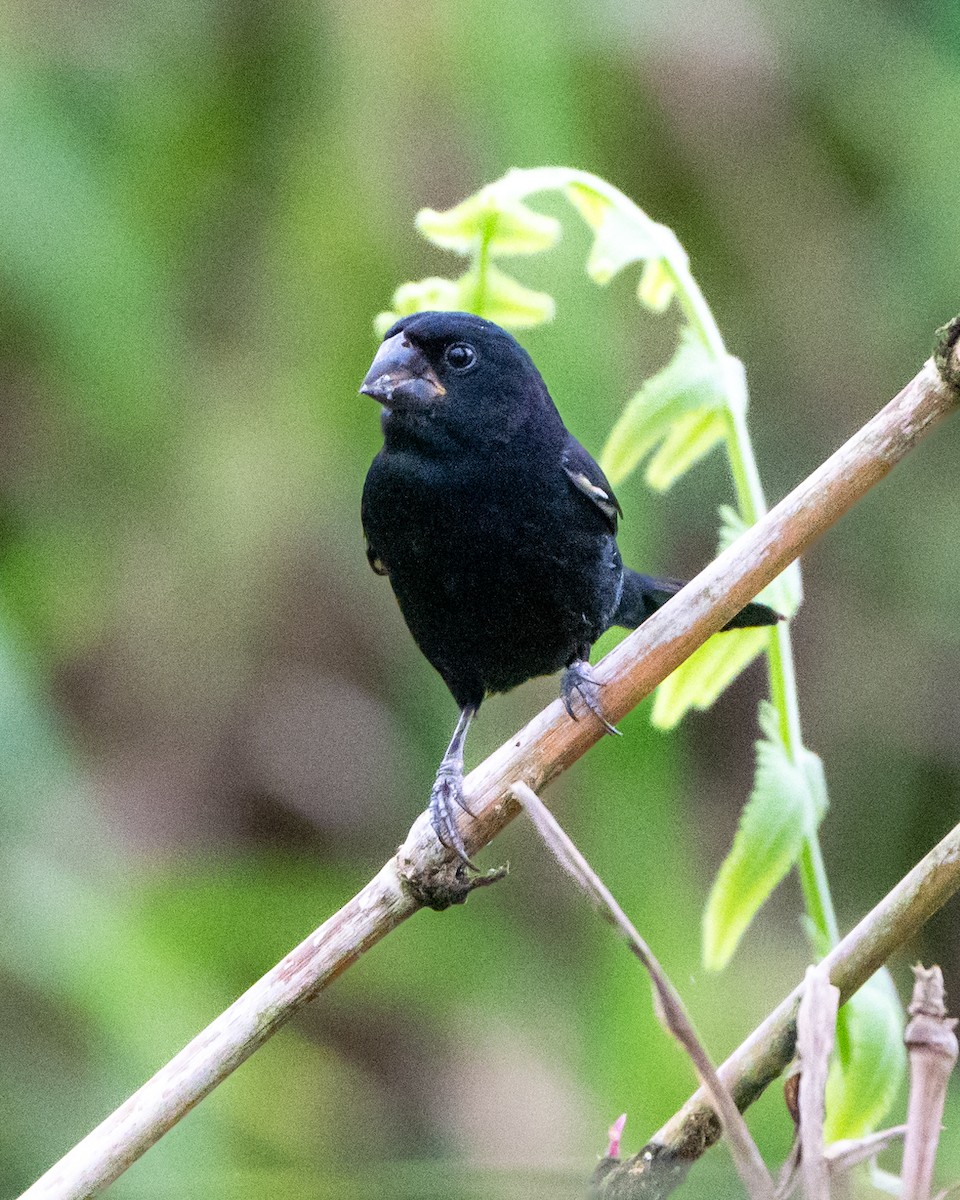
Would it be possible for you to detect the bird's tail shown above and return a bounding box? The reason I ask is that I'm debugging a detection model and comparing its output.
[613,569,781,631]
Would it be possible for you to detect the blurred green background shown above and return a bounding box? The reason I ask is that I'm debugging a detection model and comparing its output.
[3,0,960,1196]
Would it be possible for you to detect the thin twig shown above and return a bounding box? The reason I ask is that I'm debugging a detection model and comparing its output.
[775,1141,802,1200]
[902,965,958,1200]
[513,780,775,1200]
[825,1126,907,1174]
[19,327,960,1200]
[777,1128,910,1200]
[796,965,839,1200]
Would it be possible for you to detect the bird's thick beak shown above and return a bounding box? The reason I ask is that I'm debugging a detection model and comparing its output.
[359,333,446,409]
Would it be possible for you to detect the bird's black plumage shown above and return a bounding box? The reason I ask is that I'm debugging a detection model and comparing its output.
[360,311,778,864]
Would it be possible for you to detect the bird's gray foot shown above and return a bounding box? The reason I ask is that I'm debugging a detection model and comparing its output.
[429,764,478,869]
[560,660,621,736]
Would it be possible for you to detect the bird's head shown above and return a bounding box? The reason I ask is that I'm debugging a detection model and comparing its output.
[359,311,561,445]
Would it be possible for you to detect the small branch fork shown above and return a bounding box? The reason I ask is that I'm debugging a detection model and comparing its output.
[19,321,960,1200]
[772,965,958,1200]
[596,814,960,1198]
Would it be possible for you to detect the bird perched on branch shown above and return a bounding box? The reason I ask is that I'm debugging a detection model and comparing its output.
[360,311,778,866]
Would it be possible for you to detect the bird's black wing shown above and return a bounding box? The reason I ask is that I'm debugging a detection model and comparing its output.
[561,436,623,534]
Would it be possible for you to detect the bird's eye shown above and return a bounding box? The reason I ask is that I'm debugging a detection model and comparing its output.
[444,343,476,371]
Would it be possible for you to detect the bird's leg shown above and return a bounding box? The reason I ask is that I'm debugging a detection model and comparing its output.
[560,659,621,736]
[429,705,479,867]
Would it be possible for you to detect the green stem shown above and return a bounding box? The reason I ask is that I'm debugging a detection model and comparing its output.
[673,263,727,362]
[799,837,841,948]
[476,175,842,954]
[767,622,803,757]
[720,351,841,953]
[471,214,496,315]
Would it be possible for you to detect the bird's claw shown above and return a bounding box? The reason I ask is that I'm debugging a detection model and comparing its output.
[429,767,479,869]
[560,661,621,736]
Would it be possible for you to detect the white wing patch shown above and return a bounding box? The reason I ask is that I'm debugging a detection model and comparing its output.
[563,465,621,527]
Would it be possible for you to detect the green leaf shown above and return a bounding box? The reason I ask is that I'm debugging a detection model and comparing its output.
[652,627,769,731]
[562,179,613,228]
[637,257,676,312]
[650,495,794,724]
[375,275,463,337]
[825,969,906,1141]
[465,263,555,327]
[583,206,660,286]
[717,504,749,552]
[702,702,826,970]
[564,179,682,297]
[376,264,554,338]
[599,330,728,486]
[644,408,728,492]
[718,506,804,616]
[416,193,561,256]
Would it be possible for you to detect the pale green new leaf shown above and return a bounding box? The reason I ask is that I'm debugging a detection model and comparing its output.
[416,193,561,256]
[582,203,660,286]
[644,408,728,492]
[718,506,804,616]
[651,511,788,729]
[462,263,555,327]
[376,265,554,338]
[652,627,769,731]
[375,276,463,338]
[825,969,906,1140]
[801,751,829,825]
[702,703,826,971]
[563,178,685,304]
[599,330,728,486]
[717,504,749,552]
[562,178,618,229]
[637,257,676,312]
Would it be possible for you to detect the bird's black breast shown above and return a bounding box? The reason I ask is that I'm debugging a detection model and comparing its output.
[362,435,623,709]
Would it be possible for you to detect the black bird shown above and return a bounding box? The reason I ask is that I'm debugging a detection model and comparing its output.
[360,311,778,865]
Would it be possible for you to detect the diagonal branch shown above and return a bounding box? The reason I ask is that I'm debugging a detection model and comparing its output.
[19,322,960,1200]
